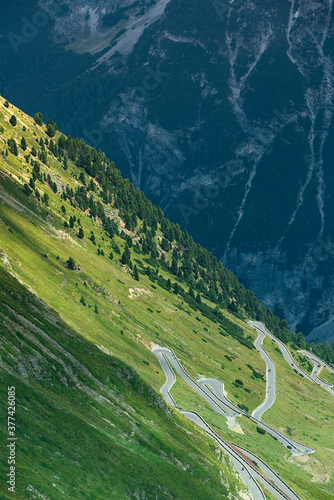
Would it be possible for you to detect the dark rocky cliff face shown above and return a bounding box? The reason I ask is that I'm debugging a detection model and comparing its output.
[2,0,334,342]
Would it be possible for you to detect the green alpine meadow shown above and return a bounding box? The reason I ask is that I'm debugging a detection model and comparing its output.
[0,97,333,499]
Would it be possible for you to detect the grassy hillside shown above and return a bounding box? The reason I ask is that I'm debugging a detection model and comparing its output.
[319,368,334,386]
[0,97,333,498]
[0,97,270,413]
[0,267,248,499]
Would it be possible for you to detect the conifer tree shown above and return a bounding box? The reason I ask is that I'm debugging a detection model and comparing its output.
[34,112,43,126]
[79,172,86,185]
[66,257,75,270]
[145,266,151,277]
[8,138,18,156]
[121,244,131,266]
[161,237,170,251]
[78,226,84,239]
[21,137,27,151]
[171,258,178,275]
[133,265,139,281]
[23,183,32,196]
[88,178,95,191]
[89,231,96,244]
[46,120,57,137]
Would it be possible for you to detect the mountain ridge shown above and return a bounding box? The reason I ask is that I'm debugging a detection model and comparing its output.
[2,0,334,342]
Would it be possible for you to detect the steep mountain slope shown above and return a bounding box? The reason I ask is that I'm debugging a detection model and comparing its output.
[0,98,334,499]
[1,0,334,343]
[0,267,244,500]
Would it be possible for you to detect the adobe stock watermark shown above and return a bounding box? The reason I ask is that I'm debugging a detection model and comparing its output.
[83,63,170,148]
[7,1,67,54]
[211,0,244,21]
[178,106,292,224]
[7,386,16,494]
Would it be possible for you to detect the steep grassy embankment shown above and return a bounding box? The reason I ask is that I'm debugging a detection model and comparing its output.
[318,368,334,386]
[0,267,249,499]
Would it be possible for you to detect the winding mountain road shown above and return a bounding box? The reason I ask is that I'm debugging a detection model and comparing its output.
[248,321,334,398]
[251,328,276,421]
[154,347,229,416]
[153,320,333,499]
[154,345,313,455]
[248,322,314,384]
[298,350,334,395]
[152,345,305,500]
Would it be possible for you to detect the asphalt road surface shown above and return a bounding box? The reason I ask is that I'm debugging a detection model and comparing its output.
[232,444,301,500]
[152,346,228,416]
[181,410,266,500]
[152,344,305,500]
[249,321,334,399]
[152,320,331,498]
[251,328,276,421]
[153,344,314,455]
[248,322,314,384]
[298,350,334,395]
